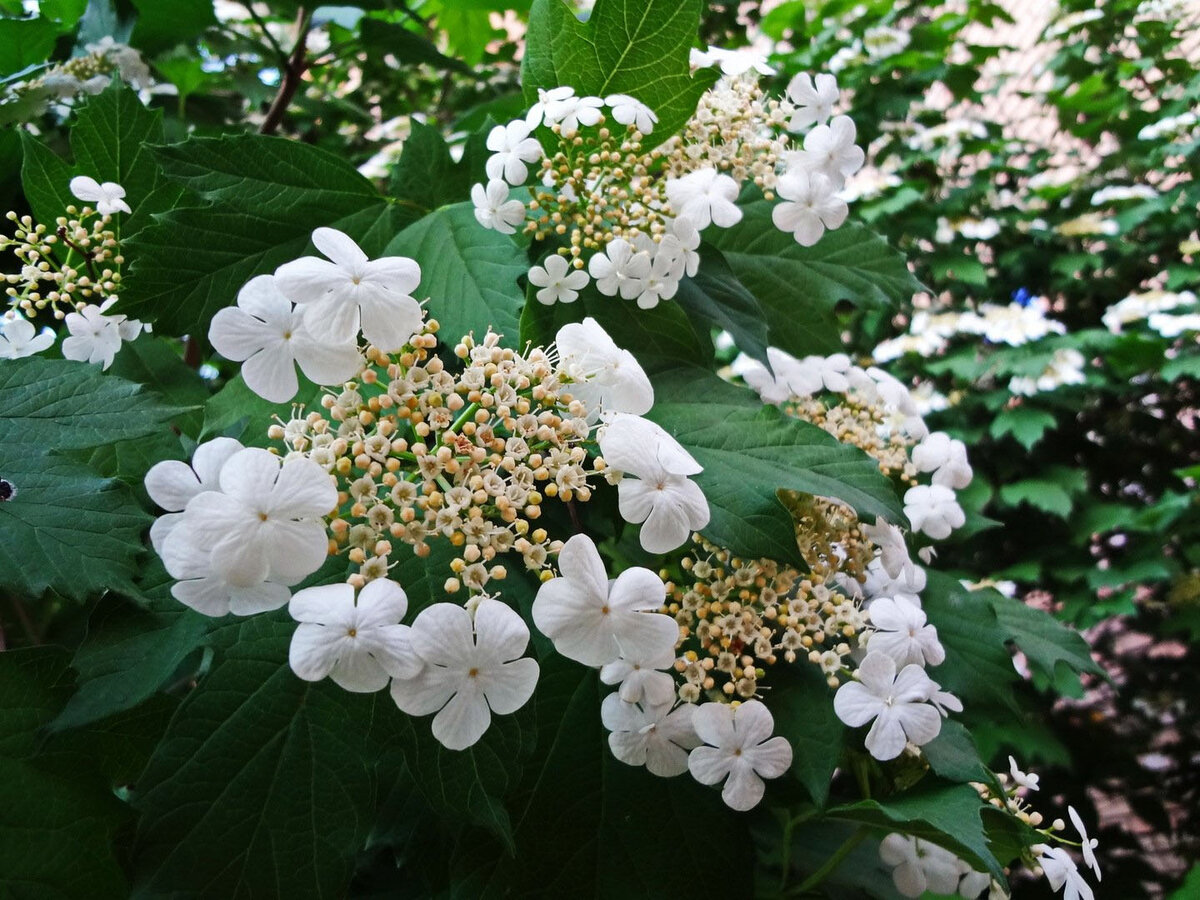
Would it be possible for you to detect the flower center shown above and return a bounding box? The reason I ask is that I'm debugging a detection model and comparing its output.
[347,628,357,638]
[601,605,610,615]
[258,512,269,521]
[468,667,479,678]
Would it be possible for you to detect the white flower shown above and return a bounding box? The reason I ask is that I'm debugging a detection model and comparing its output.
[159,532,292,617]
[545,93,604,136]
[164,448,335,587]
[602,695,699,777]
[867,595,945,668]
[209,274,361,403]
[389,599,539,751]
[862,519,911,580]
[1149,311,1200,337]
[912,432,973,490]
[525,85,575,128]
[599,643,677,706]
[604,93,657,134]
[61,298,141,370]
[69,175,130,216]
[904,484,966,540]
[663,217,701,278]
[635,250,682,309]
[879,834,963,897]
[1035,845,1094,900]
[556,316,653,418]
[0,313,53,359]
[1068,806,1101,881]
[860,555,927,599]
[532,534,678,667]
[687,700,793,811]
[834,651,943,760]
[528,254,589,305]
[485,119,544,185]
[274,228,422,352]
[772,168,847,246]
[789,352,852,395]
[587,237,651,299]
[665,168,743,230]
[288,578,421,692]
[470,179,526,236]
[597,413,710,554]
[786,72,839,130]
[144,437,244,553]
[791,115,864,189]
[1008,755,1040,791]
[863,25,912,59]
[689,45,776,77]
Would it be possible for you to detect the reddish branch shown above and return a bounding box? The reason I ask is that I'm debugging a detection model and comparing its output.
[259,8,311,137]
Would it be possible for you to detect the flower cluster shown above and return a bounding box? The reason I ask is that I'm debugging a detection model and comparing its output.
[0,36,151,114]
[1009,348,1087,396]
[1100,288,1197,334]
[470,58,862,309]
[873,296,1068,362]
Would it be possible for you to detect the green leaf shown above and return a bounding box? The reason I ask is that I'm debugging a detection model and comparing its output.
[997,478,1074,518]
[921,720,991,784]
[988,591,1104,693]
[19,131,75,226]
[674,246,770,366]
[129,0,216,52]
[386,119,468,214]
[708,199,922,355]
[0,17,57,76]
[131,614,387,899]
[123,134,413,337]
[1162,352,1200,381]
[521,0,718,139]
[384,201,527,347]
[360,17,472,76]
[769,666,844,807]
[200,372,325,446]
[647,367,904,565]
[988,406,1057,450]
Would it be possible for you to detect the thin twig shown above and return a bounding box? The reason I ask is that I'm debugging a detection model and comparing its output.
[243,2,289,67]
[259,7,312,137]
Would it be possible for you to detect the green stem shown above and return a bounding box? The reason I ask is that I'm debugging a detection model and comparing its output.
[786,828,867,897]
[449,402,480,434]
[777,809,818,892]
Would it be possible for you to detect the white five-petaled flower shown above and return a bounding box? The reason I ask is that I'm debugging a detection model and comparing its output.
[867,595,945,668]
[274,228,422,352]
[1068,806,1101,881]
[859,555,927,600]
[791,115,864,189]
[912,431,973,490]
[159,532,293,617]
[528,254,589,305]
[209,274,361,403]
[786,72,839,130]
[288,578,421,692]
[164,448,335,588]
[525,85,576,128]
[666,168,743,231]
[544,93,604,136]
[772,168,847,246]
[599,643,677,707]
[485,119,544,186]
[687,700,793,811]
[878,834,963,898]
[597,413,710,554]
[602,695,699,777]
[555,317,653,419]
[834,650,943,760]
[604,94,657,134]
[904,484,966,540]
[471,179,526,235]
[144,436,245,554]
[61,297,143,370]
[1035,845,1094,900]
[532,533,678,667]
[69,175,131,216]
[861,519,912,580]
[588,237,651,299]
[1008,755,1040,791]
[0,313,53,359]
[390,599,539,751]
[689,45,776,77]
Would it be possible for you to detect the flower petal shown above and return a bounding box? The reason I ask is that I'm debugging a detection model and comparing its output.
[432,684,492,750]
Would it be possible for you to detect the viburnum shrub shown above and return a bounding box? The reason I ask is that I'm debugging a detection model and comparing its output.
[0,1,1111,897]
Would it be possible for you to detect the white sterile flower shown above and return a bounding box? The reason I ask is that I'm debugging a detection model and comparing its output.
[687,700,793,811]
[600,643,677,706]
[690,45,776,77]
[166,448,335,587]
[732,346,802,405]
[772,168,847,246]
[159,532,292,617]
[525,86,576,128]
[879,834,963,897]
[867,595,945,668]
[547,93,604,136]
[69,175,131,215]
[288,578,421,692]
[555,316,653,418]
[528,254,589,305]
[0,313,53,359]
[860,555,927,599]
[912,432,973,490]
[602,695,699,777]
[636,250,682,309]
[862,519,911,580]
[666,168,743,231]
[209,274,361,403]
[532,533,678,667]
[604,93,657,134]
[1068,807,1101,881]
[61,299,140,369]
[598,413,710,554]
[471,179,527,235]
[1035,845,1094,900]
[390,599,539,751]
[485,119,543,186]
[588,237,651,299]
[1008,755,1040,791]
[834,650,943,760]
[790,352,852,395]
[144,437,244,553]
[904,484,966,540]
[664,217,701,278]
[274,228,422,352]
[792,115,864,188]
[786,72,839,130]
